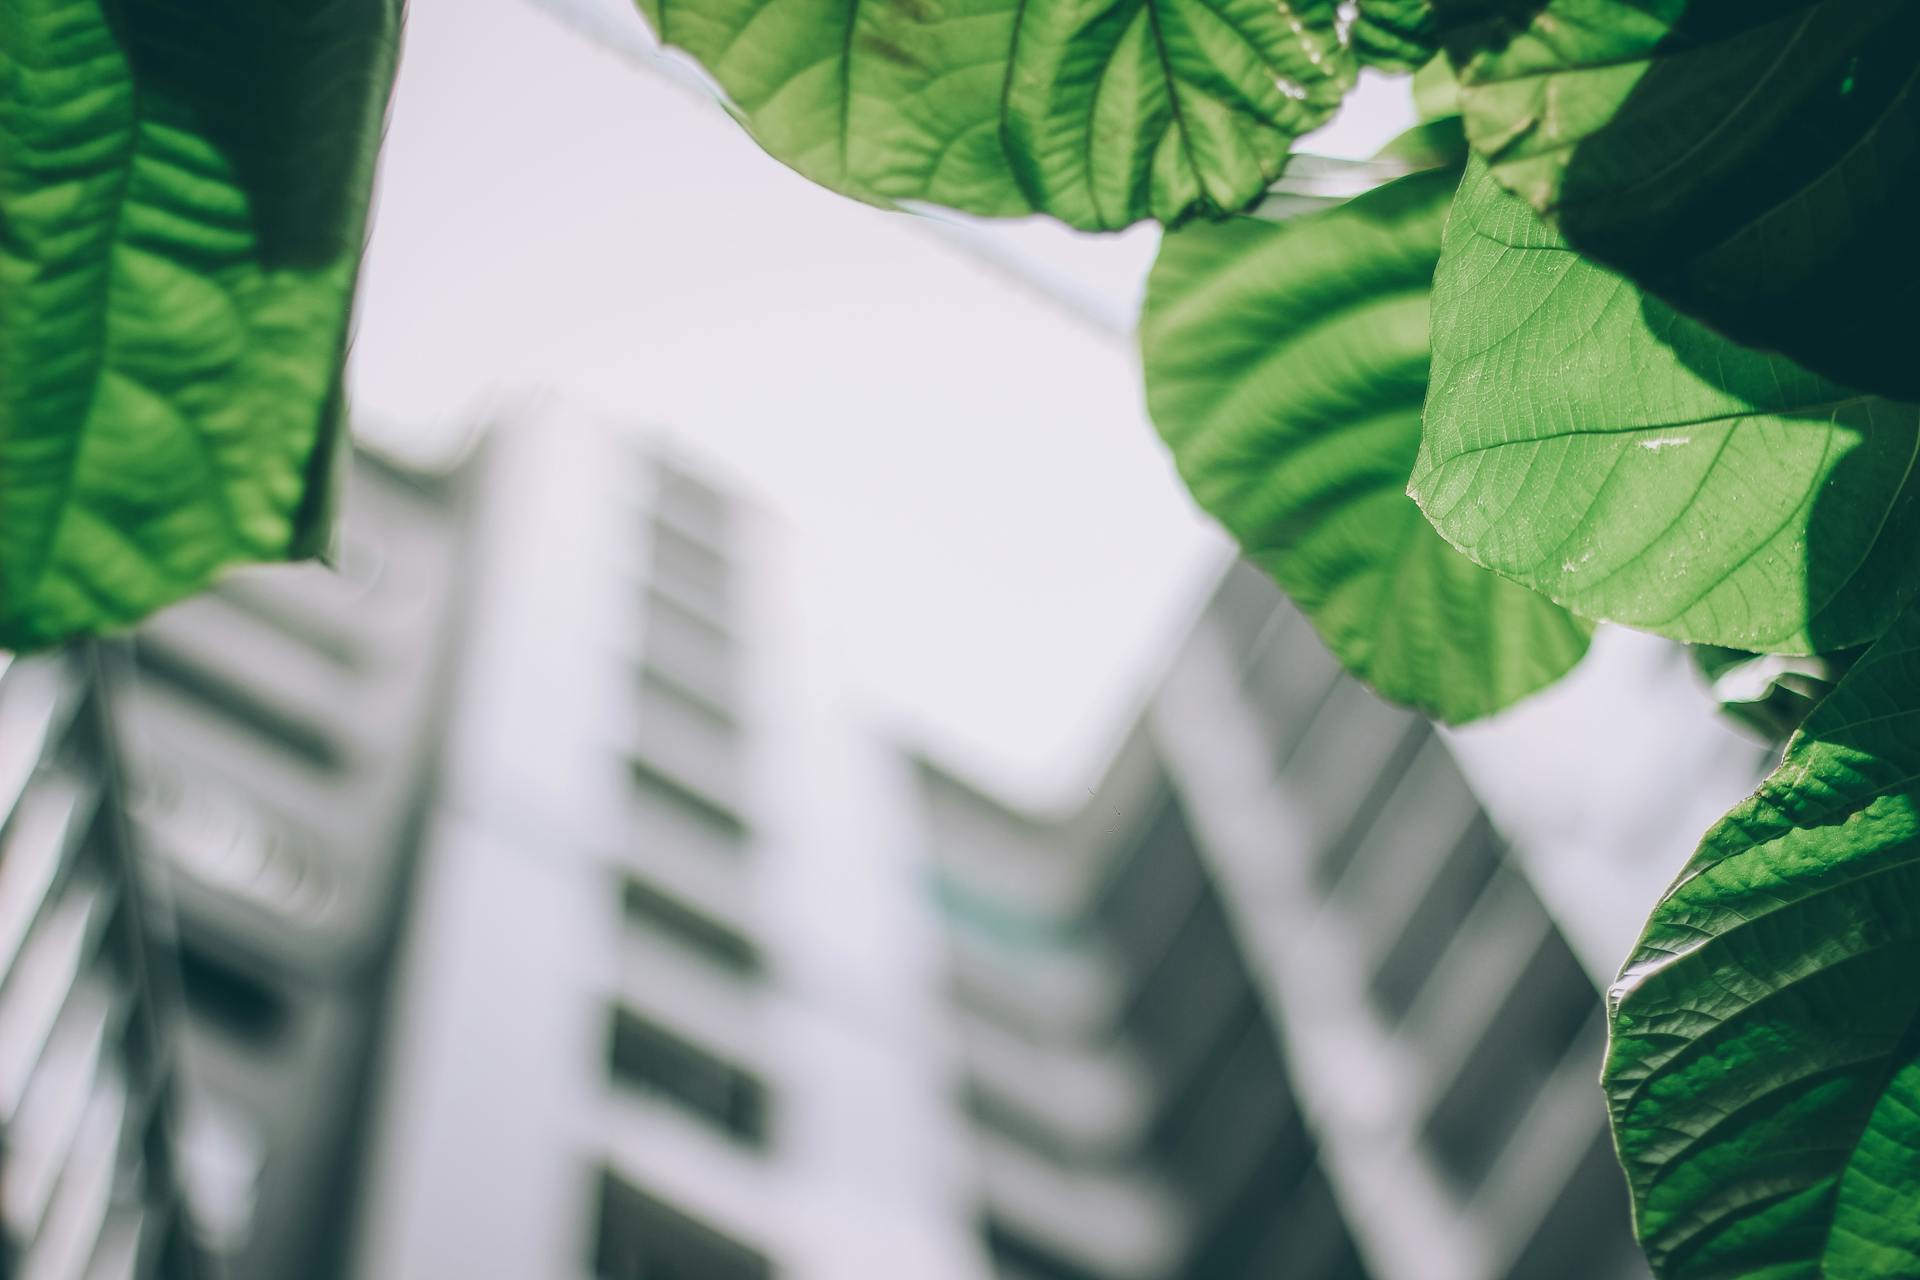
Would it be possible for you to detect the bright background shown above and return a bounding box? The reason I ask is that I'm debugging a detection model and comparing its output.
[347,0,1764,968]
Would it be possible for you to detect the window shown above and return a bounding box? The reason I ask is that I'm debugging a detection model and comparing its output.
[1092,797,1203,970]
[130,640,344,771]
[1185,1144,1341,1280]
[642,588,734,711]
[1207,563,1282,669]
[653,465,732,549]
[629,754,748,848]
[607,1008,769,1147]
[633,667,739,810]
[1119,894,1246,1084]
[178,941,288,1044]
[1241,619,1342,772]
[980,1215,1108,1280]
[959,1082,1091,1170]
[1299,703,1429,890]
[619,877,762,977]
[1152,1003,1309,1231]
[637,665,735,736]
[1423,929,1598,1191]
[592,1169,772,1280]
[649,522,731,625]
[1369,819,1505,1022]
[1502,1129,1643,1280]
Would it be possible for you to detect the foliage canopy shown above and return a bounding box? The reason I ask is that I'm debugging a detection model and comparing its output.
[4,1,1918,1274]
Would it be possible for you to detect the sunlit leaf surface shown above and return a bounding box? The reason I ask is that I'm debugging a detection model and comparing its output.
[1606,599,1920,1279]
[1144,160,1588,722]
[0,0,400,650]
[1412,160,1920,656]
[636,0,1358,227]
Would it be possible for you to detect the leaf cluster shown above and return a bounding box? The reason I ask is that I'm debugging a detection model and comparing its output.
[621,2,1920,1269]
[6,1,1920,1273]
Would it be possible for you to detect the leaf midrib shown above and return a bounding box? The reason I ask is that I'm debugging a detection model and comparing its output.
[14,4,144,627]
[1420,396,1880,470]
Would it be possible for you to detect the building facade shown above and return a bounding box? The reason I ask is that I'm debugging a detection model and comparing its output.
[348,413,986,1280]
[4,417,1716,1280]
[919,562,1647,1280]
[0,649,198,1280]
[106,450,473,1280]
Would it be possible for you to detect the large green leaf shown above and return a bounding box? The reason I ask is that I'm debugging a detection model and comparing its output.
[1411,159,1920,656]
[0,0,400,651]
[1433,0,1920,400]
[636,0,1358,228]
[1143,160,1588,722]
[1352,0,1435,72]
[1604,599,1920,1279]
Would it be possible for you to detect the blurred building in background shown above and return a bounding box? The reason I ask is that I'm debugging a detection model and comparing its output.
[347,414,984,1280]
[110,450,474,1280]
[924,563,1646,1280]
[1,418,1669,1280]
[0,651,198,1280]
[922,738,1371,1280]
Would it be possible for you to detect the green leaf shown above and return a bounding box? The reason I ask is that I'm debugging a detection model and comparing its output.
[1352,0,1435,73]
[1409,49,1458,120]
[1411,159,1920,657]
[1143,162,1589,723]
[0,0,400,651]
[637,0,1358,228]
[1433,0,1920,400]
[1605,599,1920,1279]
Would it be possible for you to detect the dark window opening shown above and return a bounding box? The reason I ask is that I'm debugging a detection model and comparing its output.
[629,755,748,845]
[620,876,762,977]
[132,642,344,771]
[654,467,733,549]
[1424,928,1598,1190]
[1092,796,1204,971]
[638,665,736,735]
[1502,1129,1642,1280]
[650,522,731,622]
[592,1169,772,1280]
[178,941,288,1043]
[1370,820,1505,1022]
[980,1215,1107,1280]
[607,1008,769,1147]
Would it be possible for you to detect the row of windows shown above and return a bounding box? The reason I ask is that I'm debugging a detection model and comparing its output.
[628,460,749,853]
[982,780,1371,1278]
[0,658,196,1280]
[1421,927,1599,1192]
[1367,821,1505,1022]
[608,464,777,1214]
[608,459,754,1252]
[1213,570,1634,1261]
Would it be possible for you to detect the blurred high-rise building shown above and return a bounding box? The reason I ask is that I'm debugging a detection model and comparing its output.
[4,414,1711,1280]
[923,562,1649,1280]
[0,443,474,1280]
[0,650,198,1280]
[111,448,475,1280]
[348,414,986,1280]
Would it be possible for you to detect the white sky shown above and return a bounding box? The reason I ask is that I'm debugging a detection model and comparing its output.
[348,0,1767,970]
[350,0,1415,802]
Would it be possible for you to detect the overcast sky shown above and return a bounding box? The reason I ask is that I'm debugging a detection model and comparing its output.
[349,0,1421,802]
[347,0,1768,969]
